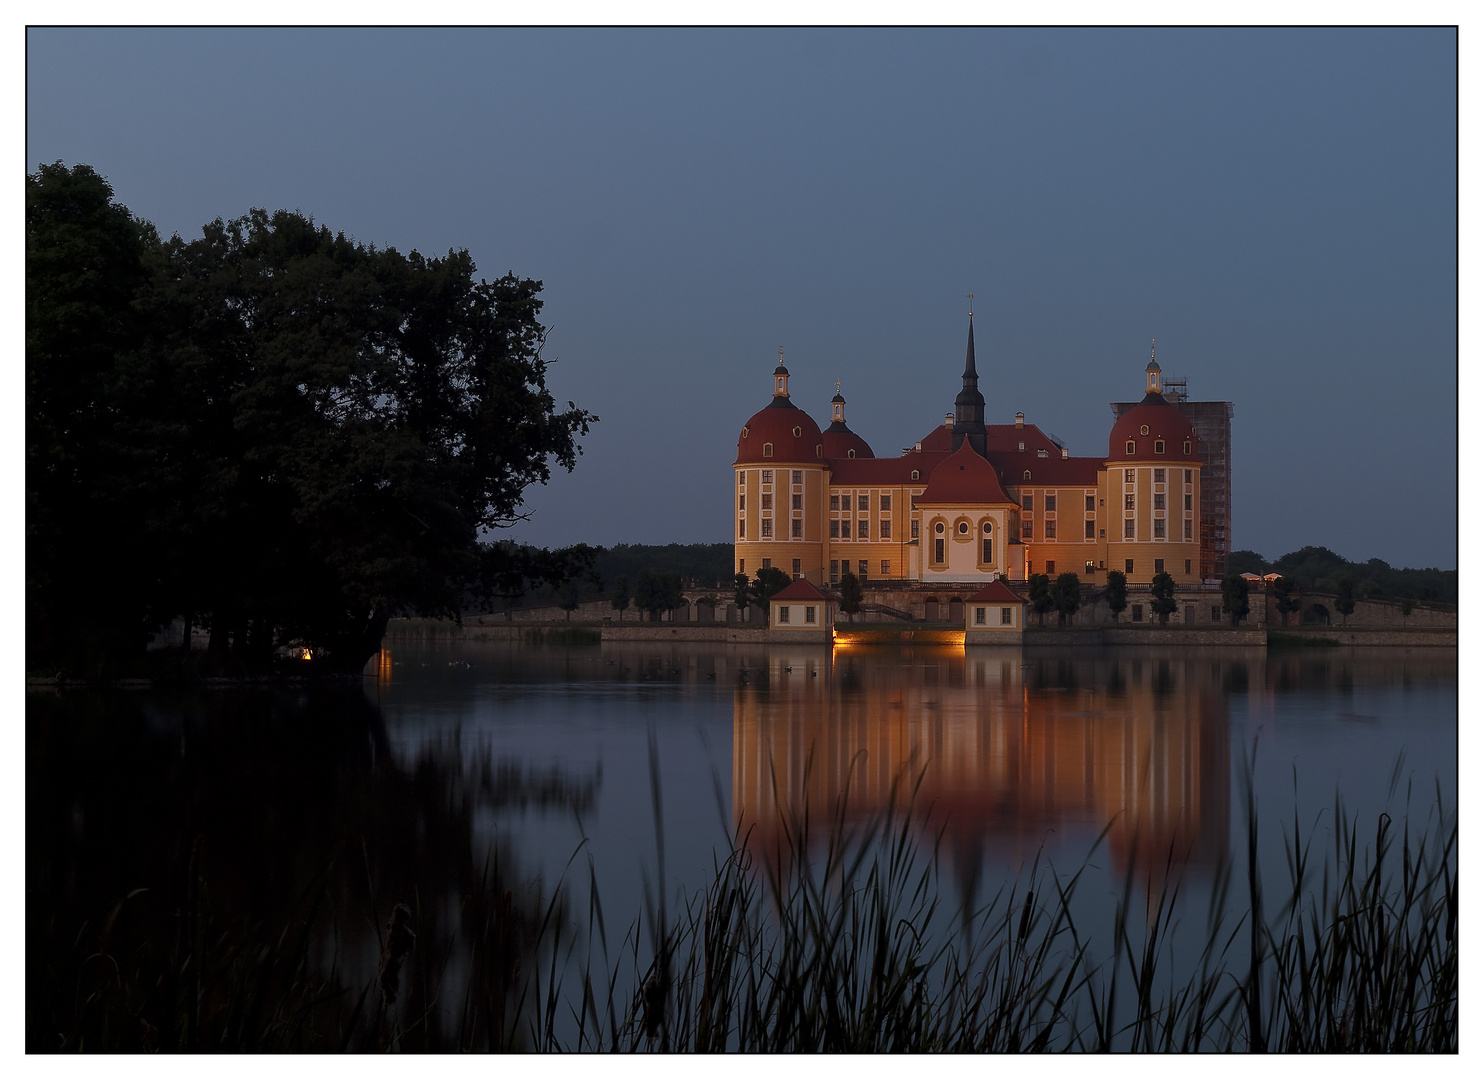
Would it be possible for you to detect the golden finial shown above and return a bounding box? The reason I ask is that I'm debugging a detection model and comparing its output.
[967,292,974,317]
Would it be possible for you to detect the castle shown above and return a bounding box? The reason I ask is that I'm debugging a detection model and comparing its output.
[733,320,1208,593]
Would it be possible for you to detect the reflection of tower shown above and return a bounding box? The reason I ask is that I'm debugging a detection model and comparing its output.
[732,646,1231,891]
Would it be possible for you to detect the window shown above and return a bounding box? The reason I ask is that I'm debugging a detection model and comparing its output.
[958,521,969,535]
[1154,518,1165,538]
[1184,494,1192,510]
[1001,607,1013,625]
[1132,604,1144,622]
[1023,470,1031,480]
[1154,559,1164,573]
[739,494,746,510]
[1154,441,1165,454]
[1185,470,1192,483]
[761,519,773,537]
[935,538,945,563]
[778,605,790,623]
[975,607,987,625]
[762,470,773,484]
[762,493,773,510]
[1085,520,1096,539]
[1183,441,1191,454]
[1045,495,1057,511]
[1154,469,1165,483]
[880,495,891,511]
[858,495,869,511]
[880,519,891,539]
[911,520,919,538]
[830,521,839,538]
[1022,495,1034,511]
[763,443,773,457]
[1184,520,1193,540]
[1124,519,1135,538]
[739,559,745,573]
[805,606,816,624]
[1125,494,1135,510]
[739,473,746,487]
[1212,606,1222,621]
[858,560,868,576]
[1125,469,1135,483]
[858,520,869,538]
[1125,559,1134,574]
[1044,520,1056,539]
[982,538,993,563]
[1085,560,1095,573]
[1086,495,1096,512]
[1100,529,1105,538]
[791,427,801,437]
[880,560,890,576]
[1023,521,1033,538]
[983,521,993,534]
[792,559,801,576]
[847,449,855,458]
[792,493,802,510]
[792,471,802,485]
[935,522,945,534]
[791,519,802,538]
[1154,493,1165,510]
[762,559,771,569]
[738,520,745,537]
[911,469,919,480]
[1126,441,1135,455]
[829,560,838,581]
[830,495,839,509]
[1140,425,1149,436]
[1046,561,1055,574]
[1185,559,1192,574]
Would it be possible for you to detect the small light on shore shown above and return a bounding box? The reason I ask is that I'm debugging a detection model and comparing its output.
[300,648,313,661]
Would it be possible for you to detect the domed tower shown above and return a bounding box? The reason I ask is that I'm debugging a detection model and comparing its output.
[821,383,874,460]
[733,352,828,584]
[1105,342,1203,584]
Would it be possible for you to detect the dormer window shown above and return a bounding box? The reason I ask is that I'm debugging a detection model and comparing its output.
[1183,440,1191,454]
[1126,441,1136,455]
[1023,469,1031,480]
[792,426,801,437]
[763,443,774,457]
[1154,441,1165,454]
[1037,449,1047,458]
[816,445,822,457]
[848,449,856,458]
[910,469,919,480]
[1140,425,1149,436]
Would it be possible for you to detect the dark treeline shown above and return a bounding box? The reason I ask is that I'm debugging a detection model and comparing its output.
[1227,546,1455,603]
[27,163,596,676]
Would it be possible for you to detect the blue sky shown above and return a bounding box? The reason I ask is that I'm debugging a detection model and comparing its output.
[26,27,1458,569]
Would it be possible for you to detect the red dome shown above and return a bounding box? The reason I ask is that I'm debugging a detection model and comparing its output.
[735,399,825,464]
[1108,392,1201,462]
[822,425,874,460]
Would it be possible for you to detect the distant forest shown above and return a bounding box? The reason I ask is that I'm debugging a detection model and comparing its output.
[1226,547,1455,604]
[501,543,734,610]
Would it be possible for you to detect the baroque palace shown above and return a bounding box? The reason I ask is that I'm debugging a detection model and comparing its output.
[734,319,1209,592]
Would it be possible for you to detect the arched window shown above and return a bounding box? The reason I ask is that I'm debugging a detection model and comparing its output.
[815,445,822,457]
[1154,441,1165,454]
[910,469,919,480]
[847,449,855,458]
[1023,469,1032,479]
[763,443,773,457]
[981,521,993,564]
[1125,441,1135,455]
[1183,440,1191,454]
[1140,425,1149,436]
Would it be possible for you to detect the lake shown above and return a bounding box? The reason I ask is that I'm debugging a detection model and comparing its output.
[28,638,1456,1049]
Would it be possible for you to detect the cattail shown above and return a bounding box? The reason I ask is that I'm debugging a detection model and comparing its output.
[378,902,416,1006]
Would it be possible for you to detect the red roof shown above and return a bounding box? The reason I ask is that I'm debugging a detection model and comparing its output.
[829,453,948,485]
[967,579,1024,605]
[821,427,875,460]
[735,398,825,465]
[916,441,1017,506]
[771,577,827,601]
[1107,392,1201,462]
[986,452,1102,487]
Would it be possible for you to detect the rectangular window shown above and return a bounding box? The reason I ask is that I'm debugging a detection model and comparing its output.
[792,559,801,576]
[1132,604,1144,622]
[1022,495,1034,511]
[830,520,839,537]
[791,519,802,538]
[1085,520,1095,539]
[1124,519,1135,538]
[858,495,869,511]
[935,538,945,563]
[1184,494,1192,510]
[1085,560,1095,574]
[1125,559,1134,574]
[739,559,745,573]
[1125,469,1135,483]
[792,471,802,485]
[982,538,993,563]
[1023,521,1033,538]
[762,558,771,569]
[1044,520,1056,539]
[761,519,773,537]
[777,605,790,623]
[1154,518,1166,538]
[1185,559,1192,574]
[1125,494,1135,510]
[1154,469,1165,483]
[1154,493,1165,510]
[1185,470,1192,484]
[1046,560,1055,574]
[792,493,802,510]
[1212,605,1222,622]
[975,607,987,625]
[829,560,838,581]
[1184,520,1193,540]
[858,560,868,577]
[880,560,890,576]
[739,494,746,510]
[880,494,891,511]
[1154,559,1164,573]
[762,470,773,484]
[829,494,839,509]
[805,606,816,624]
[738,520,745,538]
[1045,495,1057,511]
[761,493,773,510]
[911,520,920,538]
[880,519,891,539]
[858,520,869,538]
[739,473,746,487]
[1086,495,1096,512]
[1001,607,1013,625]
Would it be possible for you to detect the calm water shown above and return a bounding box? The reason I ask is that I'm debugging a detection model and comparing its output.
[28,640,1456,1047]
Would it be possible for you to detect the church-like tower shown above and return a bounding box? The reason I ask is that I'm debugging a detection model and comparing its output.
[952,316,987,455]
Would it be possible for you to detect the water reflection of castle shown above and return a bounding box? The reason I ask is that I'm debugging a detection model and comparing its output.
[733,646,1231,887]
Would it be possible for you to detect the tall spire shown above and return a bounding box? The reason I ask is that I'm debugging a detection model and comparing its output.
[953,308,987,454]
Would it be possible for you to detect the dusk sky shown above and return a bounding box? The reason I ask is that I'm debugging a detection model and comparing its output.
[26,27,1458,570]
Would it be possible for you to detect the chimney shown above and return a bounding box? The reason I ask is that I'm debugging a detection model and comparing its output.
[1061,447,1069,459]
[1014,412,1024,428]
[913,441,922,452]
[944,413,953,429]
